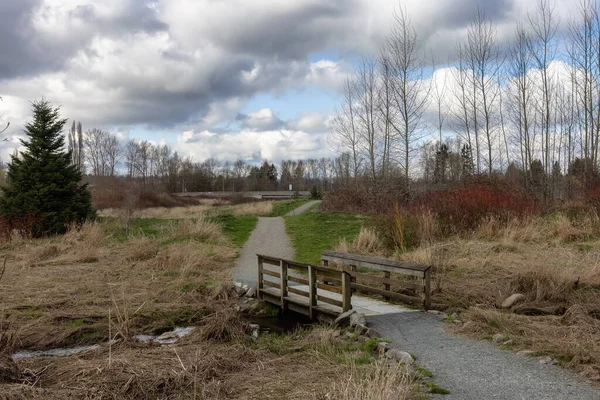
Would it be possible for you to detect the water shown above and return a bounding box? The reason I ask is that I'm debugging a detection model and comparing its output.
[12,327,196,360]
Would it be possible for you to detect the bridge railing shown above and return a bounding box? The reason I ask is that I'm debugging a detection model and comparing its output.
[257,254,351,319]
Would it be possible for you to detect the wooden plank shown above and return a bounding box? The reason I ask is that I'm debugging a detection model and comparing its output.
[308,264,316,319]
[262,269,281,279]
[342,271,351,312]
[346,271,423,291]
[384,271,391,301]
[257,254,282,266]
[262,280,280,289]
[288,275,309,285]
[316,294,343,308]
[280,260,288,299]
[318,277,342,287]
[316,282,342,294]
[288,286,310,298]
[350,282,422,306]
[316,269,342,281]
[257,255,264,297]
[322,250,430,275]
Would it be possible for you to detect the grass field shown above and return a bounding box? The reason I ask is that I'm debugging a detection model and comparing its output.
[285,211,365,264]
[0,201,412,399]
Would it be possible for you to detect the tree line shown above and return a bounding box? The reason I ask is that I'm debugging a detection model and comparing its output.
[332,0,600,199]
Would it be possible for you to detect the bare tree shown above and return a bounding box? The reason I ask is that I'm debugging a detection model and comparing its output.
[385,8,430,186]
[331,78,363,179]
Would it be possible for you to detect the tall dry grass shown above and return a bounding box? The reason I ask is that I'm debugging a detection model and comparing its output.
[323,362,412,400]
[165,218,227,244]
[336,228,384,256]
[230,201,273,216]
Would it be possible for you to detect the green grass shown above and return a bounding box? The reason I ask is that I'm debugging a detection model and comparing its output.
[268,199,312,217]
[99,217,174,242]
[208,214,258,247]
[284,211,364,264]
[427,382,451,395]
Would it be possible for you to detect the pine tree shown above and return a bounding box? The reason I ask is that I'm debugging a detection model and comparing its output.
[460,144,474,180]
[0,100,95,237]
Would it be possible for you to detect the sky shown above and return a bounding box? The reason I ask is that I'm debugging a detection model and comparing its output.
[0,0,580,165]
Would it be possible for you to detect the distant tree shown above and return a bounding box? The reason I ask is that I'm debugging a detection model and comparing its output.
[460,144,474,179]
[0,100,95,237]
[0,97,9,135]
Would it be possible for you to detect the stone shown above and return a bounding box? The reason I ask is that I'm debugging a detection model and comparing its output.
[358,335,369,343]
[245,287,256,298]
[492,333,506,343]
[334,310,356,328]
[234,282,248,296]
[501,293,526,309]
[331,330,342,339]
[366,328,382,339]
[428,310,444,316]
[385,349,414,365]
[350,312,367,327]
[354,324,368,335]
[377,342,390,352]
[343,331,355,340]
[157,331,179,341]
[249,324,260,338]
[539,356,557,365]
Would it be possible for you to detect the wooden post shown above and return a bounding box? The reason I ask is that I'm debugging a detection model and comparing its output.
[280,260,288,308]
[350,264,357,293]
[257,255,264,300]
[384,271,391,301]
[322,259,329,267]
[342,271,352,312]
[424,268,431,311]
[308,264,317,319]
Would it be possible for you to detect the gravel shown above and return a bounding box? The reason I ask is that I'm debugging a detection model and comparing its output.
[367,311,600,400]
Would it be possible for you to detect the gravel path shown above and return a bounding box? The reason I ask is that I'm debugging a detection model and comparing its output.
[233,201,320,286]
[368,312,600,399]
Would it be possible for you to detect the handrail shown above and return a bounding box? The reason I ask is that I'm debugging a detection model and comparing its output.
[257,254,352,318]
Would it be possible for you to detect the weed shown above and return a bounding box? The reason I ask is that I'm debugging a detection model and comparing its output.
[427,382,451,394]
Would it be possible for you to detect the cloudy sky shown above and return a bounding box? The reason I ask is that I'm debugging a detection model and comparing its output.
[0,0,578,165]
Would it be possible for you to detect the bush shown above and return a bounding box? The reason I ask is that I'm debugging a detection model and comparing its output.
[309,185,323,200]
[416,180,538,234]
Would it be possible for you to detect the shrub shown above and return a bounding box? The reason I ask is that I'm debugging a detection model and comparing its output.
[416,181,538,234]
[309,185,323,200]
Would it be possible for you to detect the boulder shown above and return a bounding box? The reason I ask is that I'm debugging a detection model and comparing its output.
[334,310,356,328]
[385,349,414,365]
[366,328,382,339]
[377,342,390,352]
[501,293,526,309]
[354,324,368,335]
[350,312,367,327]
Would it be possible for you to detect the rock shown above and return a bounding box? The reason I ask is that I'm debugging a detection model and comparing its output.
[358,335,368,343]
[350,312,367,327]
[245,287,256,298]
[234,282,248,296]
[343,331,355,340]
[249,324,260,338]
[539,356,557,365]
[428,310,444,316]
[501,293,526,309]
[492,333,506,343]
[366,328,382,339]
[377,342,390,352]
[331,330,342,339]
[334,310,356,328]
[354,324,368,335]
[385,349,414,365]
[517,350,535,357]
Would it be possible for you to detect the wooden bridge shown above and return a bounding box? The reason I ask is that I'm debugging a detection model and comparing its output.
[257,251,432,321]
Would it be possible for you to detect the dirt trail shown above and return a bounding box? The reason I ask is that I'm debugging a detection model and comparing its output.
[233,200,320,285]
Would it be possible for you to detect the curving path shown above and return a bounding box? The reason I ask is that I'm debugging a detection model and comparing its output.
[233,200,320,286]
[234,201,600,399]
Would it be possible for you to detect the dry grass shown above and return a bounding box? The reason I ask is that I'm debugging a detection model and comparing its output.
[336,228,384,256]
[165,218,227,244]
[322,362,412,400]
[230,201,273,216]
[98,202,215,219]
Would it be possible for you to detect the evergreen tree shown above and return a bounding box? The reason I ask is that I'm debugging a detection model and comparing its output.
[0,100,95,237]
[460,144,474,180]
